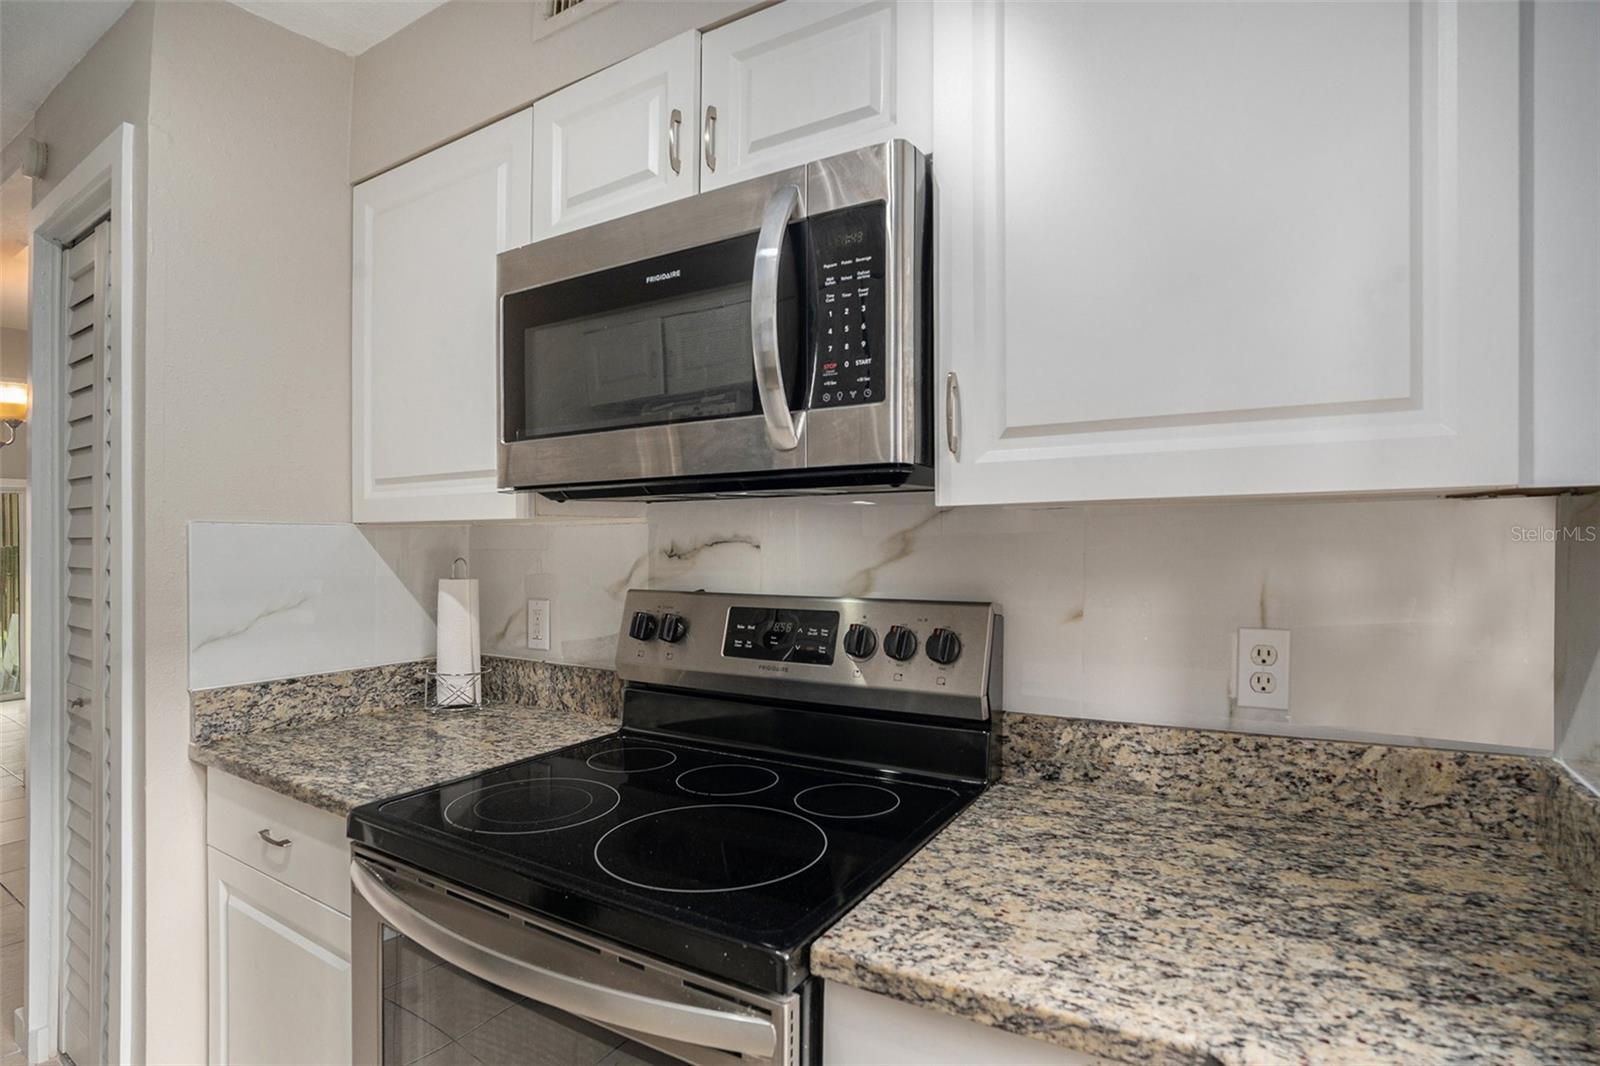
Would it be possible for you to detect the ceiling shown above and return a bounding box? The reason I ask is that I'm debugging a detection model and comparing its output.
[0,0,135,153]
[230,1,446,57]
[0,2,445,164]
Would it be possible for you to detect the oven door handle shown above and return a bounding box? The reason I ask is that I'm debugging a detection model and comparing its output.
[751,183,804,452]
[351,860,777,1058]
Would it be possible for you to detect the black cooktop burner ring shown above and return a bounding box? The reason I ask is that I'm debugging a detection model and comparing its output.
[793,782,903,819]
[584,745,678,774]
[593,804,829,894]
[674,763,781,797]
[442,778,621,835]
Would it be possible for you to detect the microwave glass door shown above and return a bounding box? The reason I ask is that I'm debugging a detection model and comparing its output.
[380,929,684,1066]
[502,228,805,444]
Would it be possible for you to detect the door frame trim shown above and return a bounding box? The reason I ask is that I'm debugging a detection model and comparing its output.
[26,121,138,1066]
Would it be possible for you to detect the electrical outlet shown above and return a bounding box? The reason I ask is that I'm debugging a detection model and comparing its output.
[1236,627,1290,711]
[526,599,550,651]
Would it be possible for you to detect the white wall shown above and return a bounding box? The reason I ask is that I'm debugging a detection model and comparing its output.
[472,494,1558,753]
[139,5,353,1061]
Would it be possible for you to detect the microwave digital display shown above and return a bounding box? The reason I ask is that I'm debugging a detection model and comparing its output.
[809,205,887,410]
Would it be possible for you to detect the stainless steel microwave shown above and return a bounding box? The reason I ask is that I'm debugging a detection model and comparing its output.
[497,141,932,500]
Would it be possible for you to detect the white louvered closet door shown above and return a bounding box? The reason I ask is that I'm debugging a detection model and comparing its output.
[59,219,112,1066]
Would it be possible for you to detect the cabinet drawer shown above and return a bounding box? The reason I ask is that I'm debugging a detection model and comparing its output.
[207,771,350,915]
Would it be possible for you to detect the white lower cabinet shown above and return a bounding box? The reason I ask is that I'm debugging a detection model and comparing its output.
[208,849,352,1066]
[823,982,1104,1066]
[207,771,352,1066]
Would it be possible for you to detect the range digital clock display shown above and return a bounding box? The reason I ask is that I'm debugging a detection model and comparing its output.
[724,607,839,665]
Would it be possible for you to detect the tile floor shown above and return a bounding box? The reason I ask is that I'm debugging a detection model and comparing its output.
[0,699,26,1066]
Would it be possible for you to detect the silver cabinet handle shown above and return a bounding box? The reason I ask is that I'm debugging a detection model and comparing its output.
[257,828,292,848]
[945,371,961,458]
[668,108,682,176]
[702,105,717,172]
[751,183,803,452]
[350,860,775,1058]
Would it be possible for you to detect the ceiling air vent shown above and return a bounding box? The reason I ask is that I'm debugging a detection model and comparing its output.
[548,0,585,16]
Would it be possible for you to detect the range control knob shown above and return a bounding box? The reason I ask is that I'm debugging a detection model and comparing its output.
[883,625,918,662]
[926,628,962,666]
[659,613,688,643]
[843,623,878,660]
[627,611,658,642]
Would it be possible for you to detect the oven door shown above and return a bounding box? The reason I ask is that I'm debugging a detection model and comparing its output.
[351,855,808,1066]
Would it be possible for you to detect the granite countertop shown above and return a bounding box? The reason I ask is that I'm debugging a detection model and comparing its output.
[812,778,1600,1065]
[190,702,616,815]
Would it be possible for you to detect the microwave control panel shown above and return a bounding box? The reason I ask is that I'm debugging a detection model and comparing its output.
[809,205,886,409]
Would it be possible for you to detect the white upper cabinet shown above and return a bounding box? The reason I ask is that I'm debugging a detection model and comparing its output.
[934,0,1551,505]
[531,31,701,240]
[353,109,533,522]
[699,0,932,190]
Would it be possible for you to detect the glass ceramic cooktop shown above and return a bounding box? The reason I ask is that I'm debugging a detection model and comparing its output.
[350,732,978,991]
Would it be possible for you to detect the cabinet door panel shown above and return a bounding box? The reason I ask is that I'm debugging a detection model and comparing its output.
[935,0,1520,504]
[531,31,699,239]
[700,0,931,190]
[208,848,351,1066]
[352,109,532,522]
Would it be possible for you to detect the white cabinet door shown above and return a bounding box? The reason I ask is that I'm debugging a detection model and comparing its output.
[824,982,1104,1065]
[699,0,932,190]
[352,109,533,523]
[531,30,700,239]
[208,847,351,1066]
[935,1,1522,505]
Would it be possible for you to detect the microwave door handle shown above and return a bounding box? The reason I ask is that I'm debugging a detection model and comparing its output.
[751,183,803,452]
[351,860,777,1058]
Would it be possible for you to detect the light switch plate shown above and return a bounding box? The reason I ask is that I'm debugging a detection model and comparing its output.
[526,599,550,650]
[1236,627,1290,711]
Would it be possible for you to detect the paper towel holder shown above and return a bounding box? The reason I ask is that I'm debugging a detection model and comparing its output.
[428,557,480,710]
[425,669,483,711]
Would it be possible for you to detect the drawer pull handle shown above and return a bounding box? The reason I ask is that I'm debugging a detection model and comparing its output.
[257,828,292,849]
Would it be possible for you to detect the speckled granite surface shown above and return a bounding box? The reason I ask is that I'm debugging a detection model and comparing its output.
[482,655,623,723]
[1540,766,1600,930]
[191,660,431,743]
[190,656,619,744]
[190,702,616,815]
[1004,713,1552,840]
[812,776,1600,1065]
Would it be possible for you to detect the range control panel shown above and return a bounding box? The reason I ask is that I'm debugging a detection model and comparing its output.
[615,590,1002,722]
[808,204,886,410]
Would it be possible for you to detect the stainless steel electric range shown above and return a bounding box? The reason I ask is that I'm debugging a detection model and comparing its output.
[348,590,1002,1066]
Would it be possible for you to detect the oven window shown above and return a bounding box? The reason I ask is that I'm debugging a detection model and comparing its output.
[501,227,805,443]
[381,929,686,1066]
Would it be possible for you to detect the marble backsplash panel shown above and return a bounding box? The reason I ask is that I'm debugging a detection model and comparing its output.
[470,494,1557,752]
[188,521,470,689]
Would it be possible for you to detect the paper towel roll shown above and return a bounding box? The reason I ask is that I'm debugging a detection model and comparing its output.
[436,578,481,706]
